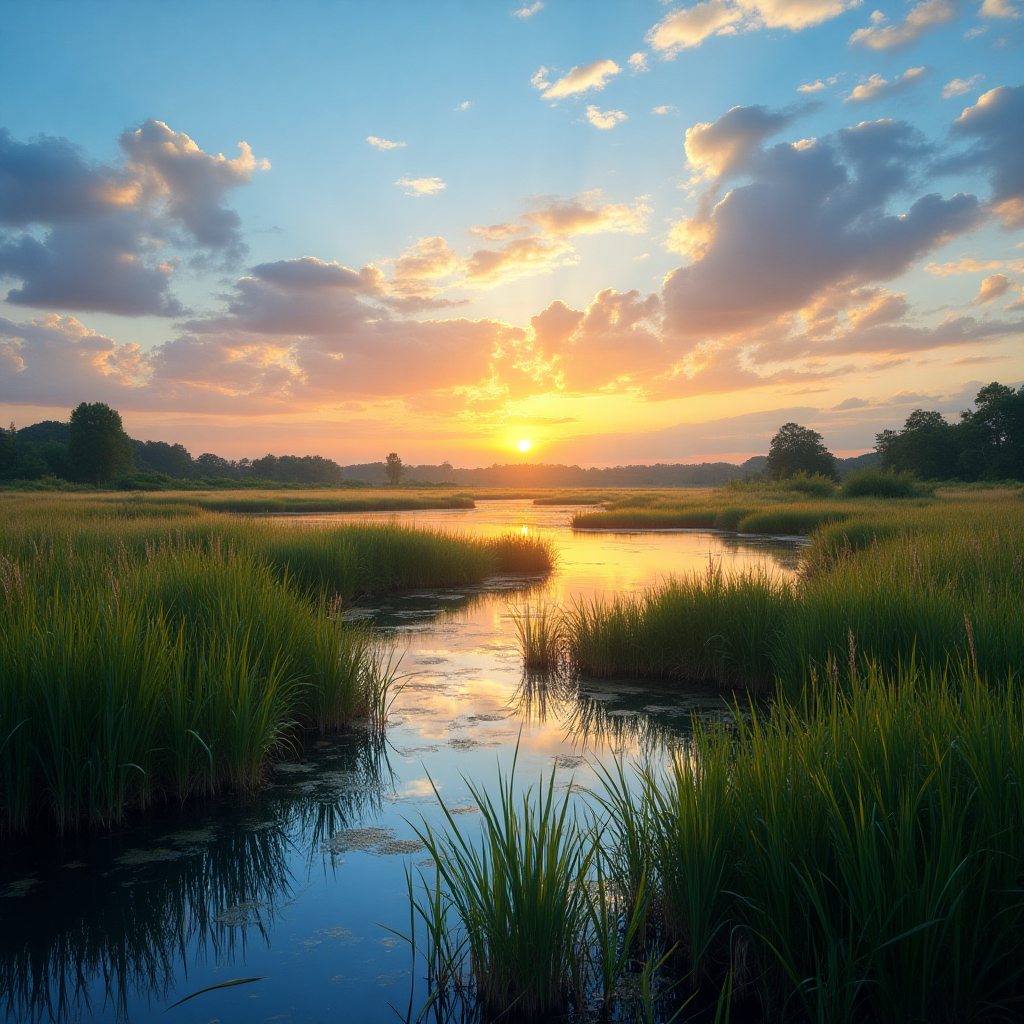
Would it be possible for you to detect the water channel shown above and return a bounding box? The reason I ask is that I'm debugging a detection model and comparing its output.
[0,501,805,1023]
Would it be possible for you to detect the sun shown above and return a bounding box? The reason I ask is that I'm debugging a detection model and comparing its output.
[517,439,531,453]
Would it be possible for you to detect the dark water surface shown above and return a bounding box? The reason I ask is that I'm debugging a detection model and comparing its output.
[0,501,804,1023]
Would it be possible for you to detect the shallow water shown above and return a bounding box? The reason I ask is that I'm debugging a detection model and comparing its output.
[0,501,804,1023]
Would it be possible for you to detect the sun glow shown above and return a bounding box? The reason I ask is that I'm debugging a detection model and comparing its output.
[517,439,531,452]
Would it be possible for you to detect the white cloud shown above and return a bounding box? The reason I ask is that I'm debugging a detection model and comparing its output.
[849,0,956,50]
[535,59,621,100]
[367,136,406,150]
[652,105,678,114]
[629,52,650,72]
[512,1,544,16]
[395,177,447,196]
[844,67,930,104]
[523,191,649,235]
[943,74,985,98]
[980,0,1020,17]
[798,75,839,93]
[647,0,858,54]
[456,101,472,111]
[585,105,628,129]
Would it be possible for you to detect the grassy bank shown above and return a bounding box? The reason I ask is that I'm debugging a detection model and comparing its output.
[410,667,1024,1022]
[535,488,1024,694]
[0,496,553,831]
[570,473,948,536]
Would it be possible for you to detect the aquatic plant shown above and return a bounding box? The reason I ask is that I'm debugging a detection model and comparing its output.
[0,495,554,831]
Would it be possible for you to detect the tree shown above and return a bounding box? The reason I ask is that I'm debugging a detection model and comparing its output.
[67,402,134,483]
[765,422,837,480]
[384,452,404,485]
[878,409,958,480]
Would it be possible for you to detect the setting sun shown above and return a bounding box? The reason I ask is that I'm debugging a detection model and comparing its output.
[517,439,531,452]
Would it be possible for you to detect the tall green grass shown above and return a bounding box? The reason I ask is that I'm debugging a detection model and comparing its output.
[0,495,553,831]
[598,666,1024,1022]
[551,492,1024,694]
[411,668,1024,1022]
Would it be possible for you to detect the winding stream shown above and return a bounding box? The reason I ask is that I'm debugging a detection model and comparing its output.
[0,501,805,1023]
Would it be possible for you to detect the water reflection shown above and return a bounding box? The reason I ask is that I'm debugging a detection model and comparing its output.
[0,503,805,1023]
[0,727,392,1023]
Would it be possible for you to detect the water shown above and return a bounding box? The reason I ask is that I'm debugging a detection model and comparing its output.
[0,501,804,1023]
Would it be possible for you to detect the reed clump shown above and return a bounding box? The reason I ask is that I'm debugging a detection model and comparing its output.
[410,668,1024,1022]
[405,758,650,1019]
[597,665,1024,1022]
[549,490,1024,694]
[0,495,554,831]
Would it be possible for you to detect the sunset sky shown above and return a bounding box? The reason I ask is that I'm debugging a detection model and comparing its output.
[1,0,1022,466]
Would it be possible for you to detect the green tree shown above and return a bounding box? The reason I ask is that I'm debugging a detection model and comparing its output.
[765,422,837,480]
[67,402,134,483]
[384,452,404,485]
[958,383,1024,480]
[877,409,958,480]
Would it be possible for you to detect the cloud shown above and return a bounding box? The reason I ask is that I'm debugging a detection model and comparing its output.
[663,108,984,339]
[456,101,472,111]
[629,52,649,72]
[948,86,1024,229]
[925,257,1024,274]
[367,136,405,150]
[652,105,678,114]
[833,396,871,409]
[534,59,621,100]
[522,192,650,236]
[396,176,447,196]
[980,0,1020,17]
[464,236,577,286]
[512,1,544,15]
[531,289,668,392]
[0,314,142,405]
[798,76,840,93]
[685,104,801,178]
[972,273,1012,302]
[943,74,985,98]
[585,106,628,129]
[467,222,530,241]
[844,67,930,104]
[0,120,266,316]
[647,0,858,54]
[849,0,956,50]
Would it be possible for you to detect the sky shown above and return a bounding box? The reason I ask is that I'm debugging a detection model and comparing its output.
[0,0,1022,466]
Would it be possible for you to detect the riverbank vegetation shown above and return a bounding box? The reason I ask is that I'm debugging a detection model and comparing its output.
[404,486,1024,1021]
[411,667,1024,1023]
[0,495,553,832]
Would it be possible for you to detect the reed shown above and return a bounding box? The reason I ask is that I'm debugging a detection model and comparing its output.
[0,495,553,831]
[597,665,1024,1022]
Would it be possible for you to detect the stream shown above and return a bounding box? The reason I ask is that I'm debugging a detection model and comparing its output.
[0,501,805,1023]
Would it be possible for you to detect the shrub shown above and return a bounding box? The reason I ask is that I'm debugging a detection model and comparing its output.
[841,467,929,498]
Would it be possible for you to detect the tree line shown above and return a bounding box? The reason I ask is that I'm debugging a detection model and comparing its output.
[759,382,1023,483]
[1,403,344,486]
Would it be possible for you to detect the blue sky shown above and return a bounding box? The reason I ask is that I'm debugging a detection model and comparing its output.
[1,0,1021,464]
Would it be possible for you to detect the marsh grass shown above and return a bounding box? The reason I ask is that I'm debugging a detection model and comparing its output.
[0,495,553,831]
[550,491,1024,693]
[403,754,652,1019]
[508,604,566,673]
[412,667,1024,1022]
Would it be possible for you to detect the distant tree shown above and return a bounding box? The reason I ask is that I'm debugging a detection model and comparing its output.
[249,453,343,484]
[958,382,1024,480]
[766,423,837,480]
[194,452,238,478]
[384,452,404,485]
[67,402,134,483]
[133,439,195,479]
[878,409,958,480]
[440,461,454,480]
